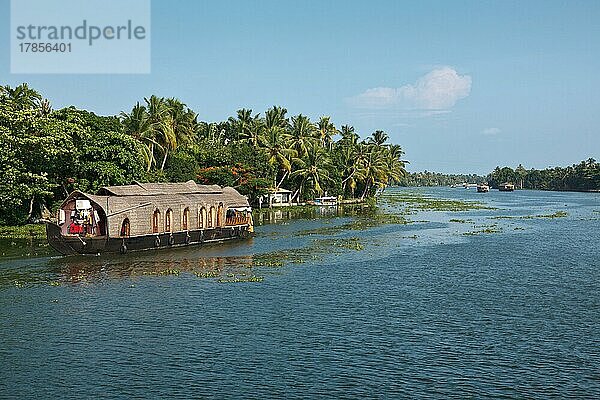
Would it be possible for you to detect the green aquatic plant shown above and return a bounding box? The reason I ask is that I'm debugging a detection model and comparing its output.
[381,192,494,211]
[193,271,220,278]
[535,211,568,219]
[463,223,503,235]
[0,224,46,239]
[463,227,503,236]
[252,236,366,268]
[490,211,568,220]
[297,213,410,236]
[217,275,264,283]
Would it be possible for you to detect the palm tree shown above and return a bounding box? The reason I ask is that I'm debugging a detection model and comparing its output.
[289,114,317,158]
[338,142,358,197]
[121,96,197,171]
[196,121,228,144]
[316,116,337,150]
[369,130,389,147]
[258,124,296,188]
[382,144,407,188]
[340,125,359,145]
[159,98,197,170]
[358,145,388,200]
[120,102,159,171]
[264,106,289,131]
[290,144,333,201]
[1,83,42,110]
[229,108,261,145]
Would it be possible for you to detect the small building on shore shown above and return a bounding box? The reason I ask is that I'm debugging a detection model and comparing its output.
[264,188,293,207]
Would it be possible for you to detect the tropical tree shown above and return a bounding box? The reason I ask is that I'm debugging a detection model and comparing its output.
[0,83,42,110]
[316,116,337,150]
[340,125,359,144]
[120,103,156,171]
[121,96,197,171]
[289,114,317,158]
[228,108,261,146]
[369,130,389,147]
[290,144,333,201]
[358,144,388,200]
[258,123,296,188]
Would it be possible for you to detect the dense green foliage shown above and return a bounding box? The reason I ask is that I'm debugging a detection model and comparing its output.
[399,171,486,187]
[0,84,146,224]
[118,101,408,203]
[1,84,407,225]
[487,160,600,191]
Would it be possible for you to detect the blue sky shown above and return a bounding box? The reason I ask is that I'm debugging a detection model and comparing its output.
[1,0,599,173]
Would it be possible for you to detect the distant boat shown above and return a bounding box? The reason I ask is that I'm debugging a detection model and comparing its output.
[314,196,338,207]
[498,182,515,192]
[477,184,490,193]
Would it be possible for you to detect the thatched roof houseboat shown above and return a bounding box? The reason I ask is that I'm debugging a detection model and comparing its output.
[46,181,253,255]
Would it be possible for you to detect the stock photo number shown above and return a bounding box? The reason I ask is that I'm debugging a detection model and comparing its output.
[18,42,72,52]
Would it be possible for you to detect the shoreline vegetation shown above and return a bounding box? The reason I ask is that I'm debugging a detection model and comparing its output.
[401,161,600,192]
[1,82,597,234]
[1,83,407,227]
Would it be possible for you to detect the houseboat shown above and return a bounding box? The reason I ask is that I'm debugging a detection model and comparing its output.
[477,184,490,193]
[45,181,253,255]
[313,196,338,207]
[498,182,515,192]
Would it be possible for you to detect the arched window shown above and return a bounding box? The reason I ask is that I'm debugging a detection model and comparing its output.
[199,207,206,229]
[165,208,173,232]
[208,206,215,228]
[120,218,130,237]
[152,209,160,233]
[183,207,190,231]
[217,202,224,227]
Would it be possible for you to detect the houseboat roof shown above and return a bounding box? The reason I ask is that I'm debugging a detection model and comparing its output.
[62,181,250,216]
[97,180,223,196]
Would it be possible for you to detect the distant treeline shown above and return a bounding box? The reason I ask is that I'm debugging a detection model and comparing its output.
[399,172,487,187]
[487,161,600,191]
[1,83,407,225]
[401,160,600,192]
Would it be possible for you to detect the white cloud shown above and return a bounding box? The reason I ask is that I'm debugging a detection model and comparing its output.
[482,127,501,135]
[348,67,472,110]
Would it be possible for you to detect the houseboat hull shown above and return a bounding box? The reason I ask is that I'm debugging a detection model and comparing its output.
[46,222,252,256]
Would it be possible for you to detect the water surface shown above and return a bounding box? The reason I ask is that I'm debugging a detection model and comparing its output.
[1,187,599,398]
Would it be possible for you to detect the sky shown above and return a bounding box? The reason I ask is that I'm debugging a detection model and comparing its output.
[1,0,599,174]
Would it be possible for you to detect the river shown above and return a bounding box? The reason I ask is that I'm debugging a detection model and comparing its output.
[1,187,599,398]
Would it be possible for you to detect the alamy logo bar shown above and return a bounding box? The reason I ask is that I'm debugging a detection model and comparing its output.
[10,0,151,74]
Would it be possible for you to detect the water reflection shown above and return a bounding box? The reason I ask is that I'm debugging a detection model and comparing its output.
[1,252,266,288]
[253,203,373,225]
[55,253,258,284]
[0,238,54,260]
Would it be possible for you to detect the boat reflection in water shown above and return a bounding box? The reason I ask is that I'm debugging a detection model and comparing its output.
[46,237,260,284]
